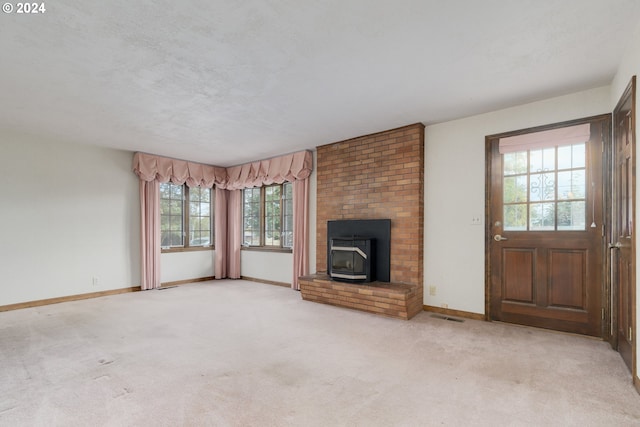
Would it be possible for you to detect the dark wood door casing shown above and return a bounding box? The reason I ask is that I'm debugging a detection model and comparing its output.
[612,76,636,375]
[486,115,610,337]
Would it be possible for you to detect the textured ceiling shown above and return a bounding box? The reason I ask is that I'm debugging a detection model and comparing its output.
[1,0,639,166]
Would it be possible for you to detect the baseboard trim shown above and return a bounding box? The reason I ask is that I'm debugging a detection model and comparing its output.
[423,305,485,321]
[241,276,291,288]
[160,276,215,288]
[634,375,640,395]
[0,286,142,312]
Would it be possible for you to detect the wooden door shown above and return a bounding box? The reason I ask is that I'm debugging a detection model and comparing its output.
[488,116,609,337]
[612,76,636,373]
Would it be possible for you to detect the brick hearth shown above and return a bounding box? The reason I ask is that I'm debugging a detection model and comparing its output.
[299,274,423,320]
[302,123,424,319]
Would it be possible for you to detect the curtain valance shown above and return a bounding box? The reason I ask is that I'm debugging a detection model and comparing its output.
[132,150,313,189]
[132,152,228,188]
[224,150,313,190]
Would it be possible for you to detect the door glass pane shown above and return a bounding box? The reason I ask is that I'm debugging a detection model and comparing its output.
[504,152,527,175]
[557,201,586,230]
[530,203,555,230]
[529,148,555,173]
[558,143,586,170]
[504,176,527,203]
[558,170,586,200]
[572,144,586,168]
[504,204,527,230]
[529,173,555,202]
[557,145,571,170]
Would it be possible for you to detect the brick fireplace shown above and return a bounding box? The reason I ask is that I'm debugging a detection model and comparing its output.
[299,123,424,319]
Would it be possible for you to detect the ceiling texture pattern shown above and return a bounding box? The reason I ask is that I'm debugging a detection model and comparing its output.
[1,0,640,166]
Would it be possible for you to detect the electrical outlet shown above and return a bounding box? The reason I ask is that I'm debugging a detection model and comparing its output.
[441,303,448,309]
[429,286,436,296]
[92,277,99,286]
[471,216,482,225]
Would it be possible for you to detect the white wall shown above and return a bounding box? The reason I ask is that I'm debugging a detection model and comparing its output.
[423,86,611,314]
[0,132,140,306]
[161,250,214,283]
[241,250,293,284]
[308,150,318,275]
[610,18,640,379]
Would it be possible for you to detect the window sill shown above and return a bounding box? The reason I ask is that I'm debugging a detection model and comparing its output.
[161,246,215,254]
[241,246,292,254]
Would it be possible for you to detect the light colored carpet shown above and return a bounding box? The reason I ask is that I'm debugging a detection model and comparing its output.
[1,280,639,426]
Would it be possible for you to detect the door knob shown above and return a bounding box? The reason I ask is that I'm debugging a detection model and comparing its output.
[609,242,622,249]
[494,234,508,241]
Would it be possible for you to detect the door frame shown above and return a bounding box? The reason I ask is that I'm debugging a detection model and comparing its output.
[484,114,612,339]
[611,76,637,383]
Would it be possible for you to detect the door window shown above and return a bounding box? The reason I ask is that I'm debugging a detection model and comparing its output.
[503,143,586,231]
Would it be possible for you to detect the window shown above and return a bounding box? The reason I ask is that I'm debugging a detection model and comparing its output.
[242,182,293,249]
[503,143,586,231]
[160,183,214,250]
[243,187,261,246]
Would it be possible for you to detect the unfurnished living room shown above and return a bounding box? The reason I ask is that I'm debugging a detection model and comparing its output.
[2,1,640,426]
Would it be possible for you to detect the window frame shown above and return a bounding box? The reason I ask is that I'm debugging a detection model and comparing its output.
[242,182,293,252]
[160,182,215,253]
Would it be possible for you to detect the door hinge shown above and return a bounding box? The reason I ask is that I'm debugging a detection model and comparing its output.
[602,224,605,237]
[630,327,633,342]
[601,308,605,320]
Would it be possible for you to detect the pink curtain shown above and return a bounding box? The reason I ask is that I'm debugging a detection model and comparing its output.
[140,180,160,290]
[292,178,310,290]
[227,190,242,279]
[214,188,228,279]
[225,151,312,189]
[132,152,227,187]
[214,188,242,279]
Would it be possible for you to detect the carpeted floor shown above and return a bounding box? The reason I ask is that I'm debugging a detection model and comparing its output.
[1,280,639,426]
